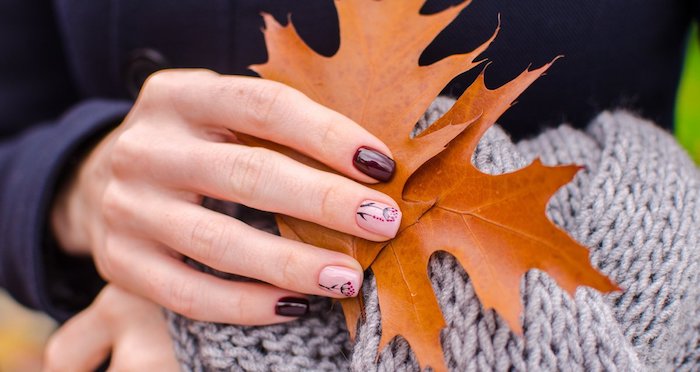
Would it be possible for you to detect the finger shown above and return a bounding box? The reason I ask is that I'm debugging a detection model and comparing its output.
[154,141,402,241]
[152,70,396,183]
[108,237,312,324]
[43,301,113,372]
[112,330,180,372]
[140,201,363,299]
[108,288,180,372]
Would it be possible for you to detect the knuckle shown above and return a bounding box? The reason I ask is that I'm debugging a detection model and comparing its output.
[97,240,119,280]
[109,128,149,176]
[228,291,246,322]
[242,80,291,125]
[272,247,304,286]
[227,147,276,203]
[94,234,127,284]
[188,216,232,263]
[141,69,170,90]
[140,69,216,106]
[100,184,131,227]
[138,70,175,103]
[313,115,343,146]
[93,247,113,281]
[163,277,199,317]
[140,69,194,95]
[312,180,341,221]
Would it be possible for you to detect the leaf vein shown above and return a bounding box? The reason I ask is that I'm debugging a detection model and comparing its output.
[389,243,421,324]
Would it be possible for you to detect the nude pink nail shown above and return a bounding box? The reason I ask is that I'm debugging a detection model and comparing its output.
[355,200,401,238]
[318,266,361,297]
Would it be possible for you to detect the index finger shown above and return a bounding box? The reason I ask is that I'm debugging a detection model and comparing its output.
[147,70,396,183]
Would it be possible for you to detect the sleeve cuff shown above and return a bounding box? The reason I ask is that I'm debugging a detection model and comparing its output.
[1,99,132,322]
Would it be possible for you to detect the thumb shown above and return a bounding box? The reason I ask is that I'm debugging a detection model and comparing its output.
[43,302,112,372]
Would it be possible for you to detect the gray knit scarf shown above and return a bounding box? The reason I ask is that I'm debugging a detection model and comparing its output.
[167,98,700,371]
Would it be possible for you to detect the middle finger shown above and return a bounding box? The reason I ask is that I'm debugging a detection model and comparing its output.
[169,141,402,241]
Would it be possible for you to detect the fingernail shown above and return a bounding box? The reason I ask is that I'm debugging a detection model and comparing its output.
[275,297,310,317]
[353,146,395,182]
[318,266,361,297]
[356,200,402,238]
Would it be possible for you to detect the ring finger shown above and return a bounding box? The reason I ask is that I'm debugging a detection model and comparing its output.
[140,200,364,299]
[105,236,315,324]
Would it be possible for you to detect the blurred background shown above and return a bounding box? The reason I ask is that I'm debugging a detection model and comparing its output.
[0,290,55,371]
[678,27,700,163]
[1,27,699,372]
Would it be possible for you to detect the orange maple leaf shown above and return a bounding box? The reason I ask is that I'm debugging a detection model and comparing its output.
[247,1,619,371]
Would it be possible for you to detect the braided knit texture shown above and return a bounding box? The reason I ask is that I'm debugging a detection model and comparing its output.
[167,100,700,371]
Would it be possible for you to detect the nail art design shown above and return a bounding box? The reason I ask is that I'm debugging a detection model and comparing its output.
[356,200,402,238]
[318,266,361,297]
[319,281,356,297]
[353,146,396,182]
[357,202,399,222]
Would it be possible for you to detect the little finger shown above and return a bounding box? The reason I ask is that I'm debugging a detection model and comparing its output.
[110,239,312,324]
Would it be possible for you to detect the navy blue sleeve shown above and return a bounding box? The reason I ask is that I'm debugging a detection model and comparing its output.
[0,102,131,321]
[0,0,132,321]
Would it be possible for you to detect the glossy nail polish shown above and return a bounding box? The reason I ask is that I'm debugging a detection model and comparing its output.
[275,297,310,317]
[353,146,396,182]
[356,200,401,238]
[318,266,362,297]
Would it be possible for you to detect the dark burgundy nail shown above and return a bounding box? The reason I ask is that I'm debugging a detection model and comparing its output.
[275,297,309,317]
[353,146,395,182]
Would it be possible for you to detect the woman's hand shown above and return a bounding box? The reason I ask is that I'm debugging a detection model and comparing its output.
[51,69,401,324]
[43,285,179,372]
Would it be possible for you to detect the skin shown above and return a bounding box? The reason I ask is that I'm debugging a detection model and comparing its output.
[43,285,179,372]
[48,69,400,366]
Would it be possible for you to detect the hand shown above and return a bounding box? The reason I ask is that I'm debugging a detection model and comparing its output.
[43,285,179,372]
[51,69,402,324]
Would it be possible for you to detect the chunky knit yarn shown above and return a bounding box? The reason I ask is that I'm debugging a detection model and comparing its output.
[167,100,700,371]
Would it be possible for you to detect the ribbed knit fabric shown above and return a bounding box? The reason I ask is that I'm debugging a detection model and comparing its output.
[167,99,700,371]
